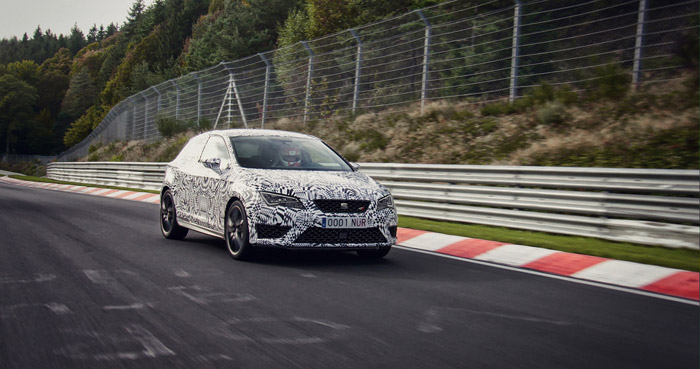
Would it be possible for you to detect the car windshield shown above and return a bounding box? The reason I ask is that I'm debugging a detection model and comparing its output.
[230,136,352,171]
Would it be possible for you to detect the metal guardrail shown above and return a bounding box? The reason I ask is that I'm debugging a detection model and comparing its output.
[45,162,699,249]
[46,162,167,191]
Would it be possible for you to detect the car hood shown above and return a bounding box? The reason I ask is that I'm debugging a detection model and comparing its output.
[233,169,388,200]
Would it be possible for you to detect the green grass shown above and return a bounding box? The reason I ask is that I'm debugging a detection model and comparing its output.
[398,215,699,272]
[9,175,160,194]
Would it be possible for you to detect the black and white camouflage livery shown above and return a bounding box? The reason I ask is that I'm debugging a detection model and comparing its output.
[161,129,397,256]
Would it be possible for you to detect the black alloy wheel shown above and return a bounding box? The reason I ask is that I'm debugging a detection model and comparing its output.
[160,190,188,240]
[225,200,253,260]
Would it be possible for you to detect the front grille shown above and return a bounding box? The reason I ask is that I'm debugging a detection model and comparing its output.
[294,227,387,244]
[314,199,370,213]
[256,224,292,239]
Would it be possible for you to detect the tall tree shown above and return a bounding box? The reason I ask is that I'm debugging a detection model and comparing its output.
[67,24,86,55]
[0,74,38,154]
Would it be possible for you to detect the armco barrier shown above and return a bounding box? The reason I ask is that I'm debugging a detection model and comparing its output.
[46,162,699,249]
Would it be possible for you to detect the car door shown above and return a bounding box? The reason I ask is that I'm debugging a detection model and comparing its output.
[170,134,208,224]
[193,135,232,230]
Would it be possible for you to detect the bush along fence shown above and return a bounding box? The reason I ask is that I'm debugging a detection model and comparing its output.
[56,0,699,161]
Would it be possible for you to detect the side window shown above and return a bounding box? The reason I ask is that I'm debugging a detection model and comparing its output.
[175,135,207,162]
[199,136,231,168]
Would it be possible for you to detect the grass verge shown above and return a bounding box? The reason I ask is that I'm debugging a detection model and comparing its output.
[9,175,159,194]
[398,215,699,272]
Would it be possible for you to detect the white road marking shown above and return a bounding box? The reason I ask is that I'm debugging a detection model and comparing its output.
[197,354,234,362]
[103,303,150,310]
[474,244,558,266]
[125,324,176,358]
[571,260,680,288]
[168,285,256,305]
[56,324,175,361]
[1,303,71,317]
[213,317,350,344]
[83,270,115,284]
[105,190,129,198]
[0,273,56,284]
[173,269,191,278]
[417,305,571,333]
[400,233,468,251]
[89,188,113,195]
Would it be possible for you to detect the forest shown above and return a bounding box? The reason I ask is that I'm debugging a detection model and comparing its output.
[0,0,440,156]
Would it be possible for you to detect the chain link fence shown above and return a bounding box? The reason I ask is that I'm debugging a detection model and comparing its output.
[57,0,699,161]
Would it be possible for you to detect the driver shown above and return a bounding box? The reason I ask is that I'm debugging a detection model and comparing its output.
[279,145,302,167]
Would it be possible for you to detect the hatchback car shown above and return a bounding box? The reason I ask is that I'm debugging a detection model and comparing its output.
[160,129,397,260]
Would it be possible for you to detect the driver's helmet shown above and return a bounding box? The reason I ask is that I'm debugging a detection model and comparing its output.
[280,145,301,167]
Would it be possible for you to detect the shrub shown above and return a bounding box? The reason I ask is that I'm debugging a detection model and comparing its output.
[536,101,569,126]
[480,103,507,116]
[157,117,190,138]
[197,118,212,132]
[587,63,631,101]
[530,82,556,104]
[154,135,190,162]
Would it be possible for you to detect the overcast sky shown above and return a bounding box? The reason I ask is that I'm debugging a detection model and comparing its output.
[0,0,154,39]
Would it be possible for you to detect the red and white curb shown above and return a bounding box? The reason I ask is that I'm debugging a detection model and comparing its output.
[3,176,697,302]
[396,228,699,301]
[0,176,160,205]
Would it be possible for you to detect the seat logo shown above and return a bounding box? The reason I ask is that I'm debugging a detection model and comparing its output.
[340,202,349,210]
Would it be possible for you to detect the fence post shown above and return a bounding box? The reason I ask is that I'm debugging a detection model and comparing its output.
[131,98,137,141]
[509,0,522,102]
[301,41,315,124]
[349,29,363,114]
[139,92,147,140]
[632,0,648,88]
[416,10,431,114]
[193,73,202,124]
[152,86,161,140]
[258,53,272,128]
[171,80,181,121]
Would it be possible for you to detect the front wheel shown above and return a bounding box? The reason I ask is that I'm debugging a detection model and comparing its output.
[357,246,391,259]
[160,190,188,240]
[225,201,253,260]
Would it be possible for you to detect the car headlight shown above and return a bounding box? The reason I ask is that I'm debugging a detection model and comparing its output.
[376,194,394,211]
[261,192,305,209]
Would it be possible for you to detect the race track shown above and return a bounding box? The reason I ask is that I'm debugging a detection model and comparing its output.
[0,182,697,369]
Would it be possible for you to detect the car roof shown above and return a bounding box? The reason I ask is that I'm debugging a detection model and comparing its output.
[207,129,319,140]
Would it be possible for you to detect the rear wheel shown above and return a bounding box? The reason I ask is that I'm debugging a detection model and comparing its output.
[160,190,188,240]
[357,246,391,259]
[225,201,253,260]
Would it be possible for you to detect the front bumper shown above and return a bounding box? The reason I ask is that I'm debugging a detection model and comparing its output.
[248,201,397,248]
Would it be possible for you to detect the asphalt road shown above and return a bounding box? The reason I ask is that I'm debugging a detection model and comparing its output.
[0,182,698,369]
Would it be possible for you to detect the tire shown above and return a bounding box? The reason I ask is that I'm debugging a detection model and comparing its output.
[160,189,188,240]
[357,246,391,259]
[225,200,253,260]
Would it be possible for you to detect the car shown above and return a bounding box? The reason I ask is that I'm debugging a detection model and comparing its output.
[159,129,397,260]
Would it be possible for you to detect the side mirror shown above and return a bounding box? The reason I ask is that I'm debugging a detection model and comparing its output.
[350,162,360,171]
[203,157,221,169]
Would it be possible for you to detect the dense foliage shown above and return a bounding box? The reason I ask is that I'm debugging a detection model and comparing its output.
[0,0,696,159]
[0,0,439,155]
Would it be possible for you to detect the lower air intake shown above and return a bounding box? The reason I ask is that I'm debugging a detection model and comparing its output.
[294,227,387,244]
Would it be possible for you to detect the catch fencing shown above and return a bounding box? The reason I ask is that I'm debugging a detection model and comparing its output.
[46,162,700,249]
[56,0,699,161]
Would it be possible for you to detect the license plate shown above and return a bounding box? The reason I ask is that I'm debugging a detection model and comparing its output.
[321,217,368,228]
